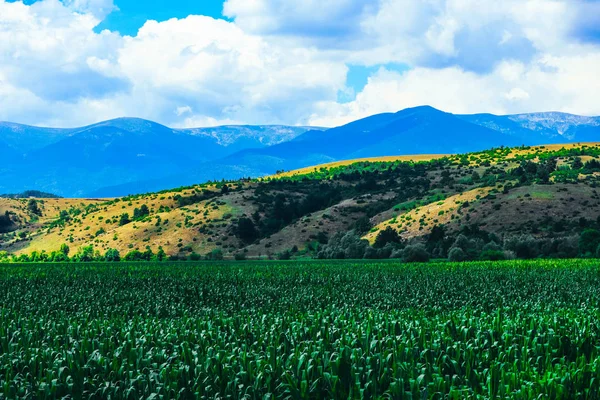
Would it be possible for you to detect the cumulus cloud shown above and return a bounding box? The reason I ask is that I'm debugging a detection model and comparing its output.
[308,52,600,127]
[62,0,116,20]
[0,0,598,128]
[0,1,346,127]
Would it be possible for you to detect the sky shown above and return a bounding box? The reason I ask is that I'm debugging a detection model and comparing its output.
[0,0,599,128]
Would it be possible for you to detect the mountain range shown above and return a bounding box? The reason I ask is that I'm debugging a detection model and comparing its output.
[1,106,598,197]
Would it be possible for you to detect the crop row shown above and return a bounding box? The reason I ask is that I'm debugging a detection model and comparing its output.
[1,260,599,399]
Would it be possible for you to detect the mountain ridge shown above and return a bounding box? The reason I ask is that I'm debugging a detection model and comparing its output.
[2,106,599,197]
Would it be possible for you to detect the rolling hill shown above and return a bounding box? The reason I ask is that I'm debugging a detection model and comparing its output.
[3,142,600,262]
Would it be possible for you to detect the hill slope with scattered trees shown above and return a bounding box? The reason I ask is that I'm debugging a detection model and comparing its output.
[2,143,600,262]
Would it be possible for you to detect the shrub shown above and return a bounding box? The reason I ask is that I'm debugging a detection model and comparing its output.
[374,226,401,248]
[579,229,600,256]
[448,247,466,262]
[206,249,224,261]
[480,250,505,261]
[104,248,121,262]
[402,244,430,263]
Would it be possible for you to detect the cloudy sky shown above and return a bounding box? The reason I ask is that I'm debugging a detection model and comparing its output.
[1,0,599,128]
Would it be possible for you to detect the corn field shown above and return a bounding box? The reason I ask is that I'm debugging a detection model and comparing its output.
[1,260,600,399]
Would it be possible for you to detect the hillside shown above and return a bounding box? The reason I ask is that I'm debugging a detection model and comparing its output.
[3,142,600,262]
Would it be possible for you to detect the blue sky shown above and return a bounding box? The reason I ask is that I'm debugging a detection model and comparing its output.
[95,0,226,35]
[0,0,598,128]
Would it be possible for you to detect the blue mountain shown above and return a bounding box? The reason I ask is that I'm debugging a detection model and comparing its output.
[458,112,600,142]
[2,107,598,197]
[0,118,317,196]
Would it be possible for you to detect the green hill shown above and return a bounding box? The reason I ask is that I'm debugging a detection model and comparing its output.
[2,142,600,262]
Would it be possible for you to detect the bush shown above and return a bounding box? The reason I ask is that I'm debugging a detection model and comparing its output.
[206,249,224,261]
[579,229,600,256]
[480,250,505,261]
[236,217,258,243]
[402,244,430,263]
[319,231,369,259]
[104,248,121,262]
[374,227,401,248]
[119,213,131,226]
[448,247,466,262]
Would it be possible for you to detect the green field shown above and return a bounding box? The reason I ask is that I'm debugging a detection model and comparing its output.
[1,260,600,399]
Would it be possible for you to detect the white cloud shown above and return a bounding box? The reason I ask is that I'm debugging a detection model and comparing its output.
[0,0,598,129]
[62,0,116,20]
[309,52,600,126]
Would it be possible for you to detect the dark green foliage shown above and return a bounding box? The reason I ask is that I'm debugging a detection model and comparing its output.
[118,213,131,226]
[59,244,70,257]
[236,217,258,243]
[27,199,42,216]
[104,248,120,262]
[0,211,12,232]
[73,245,94,262]
[480,249,506,261]
[0,190,60,199]
[133,204,149,220]
[205,248,223,260]
[448,247,466,262]
[173,190,217,207]
[123,246,155,261]
[277,250,292,260]
[373,226,401,248]
[579,229,600,256]
[402,244,430,262]
[352,216,372,234]
[318,231,369,259]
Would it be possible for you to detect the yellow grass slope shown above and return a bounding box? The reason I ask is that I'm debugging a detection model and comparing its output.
[272,154,450,178]
[4,185,257,256]
[364,187,494,243]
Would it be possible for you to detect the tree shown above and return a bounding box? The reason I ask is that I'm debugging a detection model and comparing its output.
[133,205,149,220]
[59,244,70,257]
[353,216,372,234]
[236,217,258,243]
[402,244,430,263]
[27,199,42,216]
[374,227,401,248]
[448,247,466,262]
[119,213,131,226]
[123,250,144,261]
[76,245,95,262]
[278,250,292,260]
[155,246,167,261]
[0,211,11,228]
[206,249,223,261]
[579,229,600,256]
[104,248,121,262]
[318,231,369,259]
[428,225,446,245]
